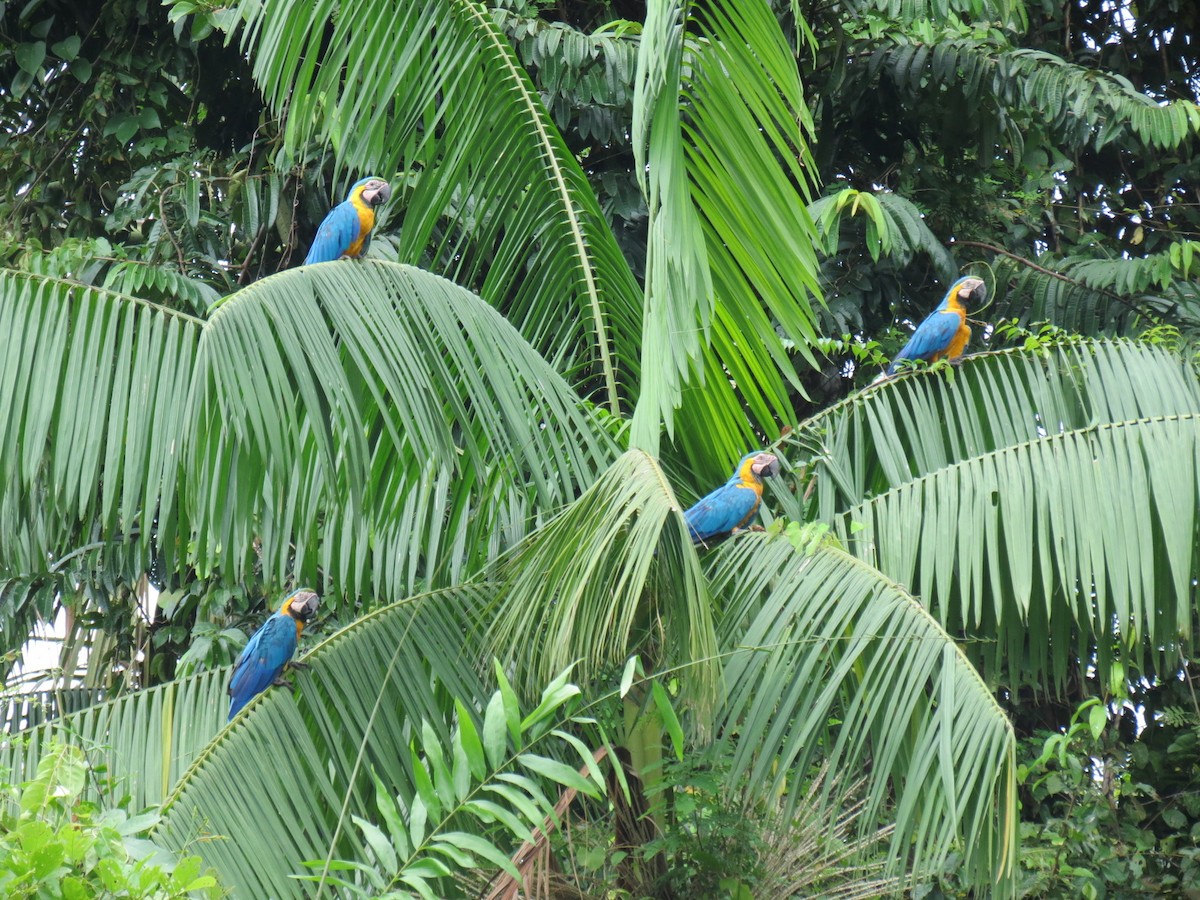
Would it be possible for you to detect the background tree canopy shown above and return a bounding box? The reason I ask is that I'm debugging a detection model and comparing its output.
[1,0,1199,897]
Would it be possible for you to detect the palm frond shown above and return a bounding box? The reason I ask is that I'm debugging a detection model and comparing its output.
[712,532,1016,891]
[302,664,608,898]
[151,586,491,898]
[211,0,643,413]
[810,188,957,279]
[629,0,824,469]
[0,270,201,575]
[186,261,618,598]
[983,256,1149,336]
[979,245,1200,336]
[848,0,1028,29]
[0,668,229,810]
[485,449,718,713]
[784,340,1200,689]
[878,35,1200,152]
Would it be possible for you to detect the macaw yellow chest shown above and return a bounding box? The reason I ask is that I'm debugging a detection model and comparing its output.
[934,306,970,362]
[345,202,377,257]
[734,481,764,528]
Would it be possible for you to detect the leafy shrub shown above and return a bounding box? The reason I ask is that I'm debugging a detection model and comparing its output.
[0,742,221,899]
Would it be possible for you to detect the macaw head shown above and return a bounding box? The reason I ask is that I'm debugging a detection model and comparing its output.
[940,276,986,311]
[281,589,321,622]
[736,451,781,484]
[348,177,392,207]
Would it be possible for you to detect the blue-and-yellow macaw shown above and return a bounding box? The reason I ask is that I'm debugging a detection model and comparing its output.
[886,276,987,374]
[227,589,320,720]
[684,452,781,546]
[303,177,392,265]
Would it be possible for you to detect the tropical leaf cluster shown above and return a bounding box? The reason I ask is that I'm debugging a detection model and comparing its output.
[301,663,610,899]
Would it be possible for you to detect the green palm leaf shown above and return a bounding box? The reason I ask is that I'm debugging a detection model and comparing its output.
[486,449,718,712]
[187,261,618,598]
[882,34,1200,152]
[848,0,1027,29]
[809,188,958,280]
[0,270,201,575]
[711,532,1016,891]
[210,0,643,414]
[0,261,617,606]
[784,340,1200,689]
[0,667,229,810]
[629,0,824,471]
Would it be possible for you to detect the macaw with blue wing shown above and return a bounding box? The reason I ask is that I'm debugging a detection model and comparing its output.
[303,177,392,265]
[227,589,320,720]
[684,452,781,547]
[886,276,987,375]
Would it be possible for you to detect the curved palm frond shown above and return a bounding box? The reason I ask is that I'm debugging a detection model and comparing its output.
[810,188,958,279]
[0,270,201,575]
[984,256,1151,336]
[485,449,718,713]
[847,0,1028,29]
[877,35,1200,152]
[629,0,824,472]
[711,532,1016,892]
[783,341,1200,689]
[979,246,1200,337]
[151,586,491,898]
[0,667,229,810]
[213,0,642,414]
[303,664,608,898]
[187,261,618,599]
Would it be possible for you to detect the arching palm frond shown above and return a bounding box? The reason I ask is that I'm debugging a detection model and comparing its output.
[0,667,229,810]
[809,188,958,278]
[984,243,1200,336]
[218,0,643,414]
[847,0,1028,29]
[0,270,201,577]
[486,449,718,713]
[711,532,1016,891]
[188,261,619,598]
[783,340,1200,689]
[629,0,824,474]
[878,35,1200,153]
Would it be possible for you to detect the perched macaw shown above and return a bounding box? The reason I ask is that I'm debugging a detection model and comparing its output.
[684,452,781,546]
[886,276,987,375]
[303,177,392,265]
[227,589,320,720]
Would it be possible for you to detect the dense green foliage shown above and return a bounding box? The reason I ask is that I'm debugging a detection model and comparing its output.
[0,743,221,898]
[2,0,1199,896]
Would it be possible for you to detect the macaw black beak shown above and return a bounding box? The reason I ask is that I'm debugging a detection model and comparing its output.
[364,182,392,207]
[292,590,320,620]
[959,279,987,306]
[752,454,780,478]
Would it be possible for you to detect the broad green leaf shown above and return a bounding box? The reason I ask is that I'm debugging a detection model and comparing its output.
[651,680,685,762]
[482,690,509,771]
[517,753,602,799]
